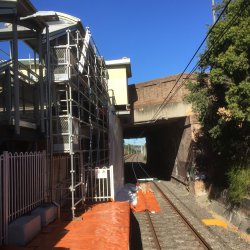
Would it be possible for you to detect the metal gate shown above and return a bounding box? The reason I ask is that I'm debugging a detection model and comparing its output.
[52,155,114,204]
[84,165,114,202]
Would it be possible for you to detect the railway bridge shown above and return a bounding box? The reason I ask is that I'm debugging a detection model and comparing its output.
[123,74,200,183]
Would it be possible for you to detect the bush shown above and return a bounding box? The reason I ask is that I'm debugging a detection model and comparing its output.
[227,167,250,203]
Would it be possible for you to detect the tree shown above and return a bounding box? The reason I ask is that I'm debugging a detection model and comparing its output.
[185,0,250,197]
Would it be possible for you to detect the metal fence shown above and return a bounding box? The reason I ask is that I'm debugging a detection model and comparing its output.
[0,153,6,246]
[0,151,114,245]
[0,151,47,245]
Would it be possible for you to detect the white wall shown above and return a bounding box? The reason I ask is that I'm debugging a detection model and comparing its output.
[108,67,128,105]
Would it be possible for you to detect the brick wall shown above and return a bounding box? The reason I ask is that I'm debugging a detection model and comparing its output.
[129,74,193,109]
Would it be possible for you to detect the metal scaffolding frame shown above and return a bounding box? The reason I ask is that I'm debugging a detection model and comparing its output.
[0,2,112,221]
[48,27,110,219]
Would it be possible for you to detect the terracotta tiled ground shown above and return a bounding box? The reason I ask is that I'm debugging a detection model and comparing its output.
[2,202,130,250]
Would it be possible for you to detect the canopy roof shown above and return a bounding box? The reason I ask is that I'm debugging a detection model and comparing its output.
[0,0,36,20]
[0,1,85,52]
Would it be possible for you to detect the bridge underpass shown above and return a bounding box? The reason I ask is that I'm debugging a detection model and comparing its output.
[123,74,198,184]
[124,116,192,183]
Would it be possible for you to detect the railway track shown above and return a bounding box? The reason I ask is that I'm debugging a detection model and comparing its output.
[124,153,134,161]
[155,181,211,249]
[133,181,212,250]
[129,154,212,250]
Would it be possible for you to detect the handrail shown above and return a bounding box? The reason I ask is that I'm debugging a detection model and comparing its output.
[0,59,39,83]
[0,59,12,73]
[18,61,39,79]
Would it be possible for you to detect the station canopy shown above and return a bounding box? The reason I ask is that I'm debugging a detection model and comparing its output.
[0,0,85,52]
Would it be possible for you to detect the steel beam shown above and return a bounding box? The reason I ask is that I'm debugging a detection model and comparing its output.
[38,32,44,133]
[4,68,11,124]
[12,18,20,134]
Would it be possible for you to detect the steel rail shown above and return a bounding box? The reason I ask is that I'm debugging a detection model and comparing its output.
[124,153,135,161]
[145,211,161,250]
[137,161,151,178]
[130,154,212,249]
[129,153,151,182]
[152,181,212,250]
[130,154,161,249]
[131,153,139,182]
[171,175,188,186]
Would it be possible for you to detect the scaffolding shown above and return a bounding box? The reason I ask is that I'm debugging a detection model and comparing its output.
[0,2,112,221]
[48,27,110,218]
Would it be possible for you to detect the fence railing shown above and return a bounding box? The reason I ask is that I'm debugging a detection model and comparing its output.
[0,151,113,245]
[0,153,6,246]
[0,151,47,246]
[0,60,39,124]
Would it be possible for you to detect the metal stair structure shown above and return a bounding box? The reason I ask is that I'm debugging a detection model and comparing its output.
[0,59,40,127]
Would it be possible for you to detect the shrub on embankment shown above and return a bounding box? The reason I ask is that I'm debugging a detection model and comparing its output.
[185,0,250,202]
[227,166,250,203]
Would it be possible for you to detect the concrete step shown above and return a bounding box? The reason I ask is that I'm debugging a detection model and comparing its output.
[8,214,41,246]
[8,204,58,246]
[31,204,57,227]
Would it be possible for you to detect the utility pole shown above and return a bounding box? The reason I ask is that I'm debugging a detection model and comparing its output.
[212,0,216,24]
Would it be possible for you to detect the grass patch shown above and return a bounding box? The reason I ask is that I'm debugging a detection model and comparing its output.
[227,167,250,203]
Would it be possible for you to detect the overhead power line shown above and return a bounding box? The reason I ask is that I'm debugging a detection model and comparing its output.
[152,0,249,123]
[150,0,234,122]
[162,0,249,113]
[156,0,250,116]
[133,0,249,140]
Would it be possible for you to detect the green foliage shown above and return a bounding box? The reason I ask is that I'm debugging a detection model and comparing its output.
[185,80,211,123]
[185,0,250,190]
[226,81,250,121]
[227,166,250,202]
[124,144,138,155]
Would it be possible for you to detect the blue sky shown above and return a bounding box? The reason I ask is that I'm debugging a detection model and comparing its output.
[124,138,146,146]
[0,0,216,145]
[30,0,215,84]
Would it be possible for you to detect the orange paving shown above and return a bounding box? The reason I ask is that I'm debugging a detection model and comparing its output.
[132,183,161,213]
[2,201,130,250]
